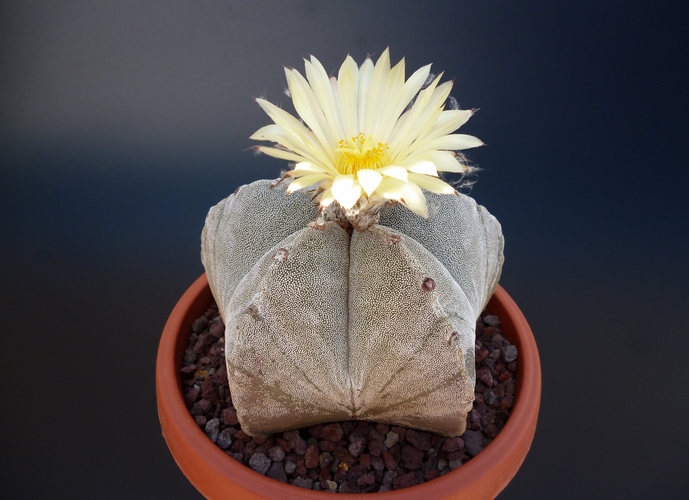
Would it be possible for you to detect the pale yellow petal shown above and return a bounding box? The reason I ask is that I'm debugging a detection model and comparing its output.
[400,151,466,173]
[286,173,330,193]
[319,187,335,207]
[362,48,391,134]
[387,73,444,155]
[423,133,484,151]
[372,56,405,139]
[357,57,375,132]
[256,146,309,163]
[400,181,429,218]
[254,98,333,168]
[294,161,330,173]
[331,174,362,209]
[285,68,336,157]
[251,124,320,165]
[373,176,406,201]
[255,98,311,142]
[356,168,383,195]
[373,177,428,217]
[426,109,473,140]
[391,80,453,158]
[305,56,345,139]
[379,165,408,182]
[404,160,437,176]
[408,172,455,194]
[337,55,359,137]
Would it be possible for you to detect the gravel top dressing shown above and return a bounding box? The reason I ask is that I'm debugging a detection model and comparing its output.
[181,303,518,493]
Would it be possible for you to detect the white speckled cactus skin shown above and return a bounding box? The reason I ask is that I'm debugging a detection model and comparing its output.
[201,179,504,437]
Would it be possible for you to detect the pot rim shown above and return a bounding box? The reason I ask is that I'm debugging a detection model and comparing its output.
[156,274,541,499]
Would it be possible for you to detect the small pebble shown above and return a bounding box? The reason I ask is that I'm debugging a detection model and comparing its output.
[348,433,367,457]
[248,453,271,475]
[405,429,432,451]
[304,444,319,469]
[449,459,463,471]
[382,470,398,486]
[320,423,344,442]
[464,430,486,457]
[384,431,399,449]
[501,345,519,363]
[477,366,494,386]
[221,408,239,426]
[292,477,313,489]
[484,388,498,406]
[401,445,424,470]
[192,316,208,333]
[266,462,287,483]
[204,418,221,443]
[319,451,334,469]
[217,429,233,450]
[393,471,419,489]
[483,315,501,326]
[268,445,286,462]
[382,451,398,471]
[357,471,376,487]
[368,438,385,457]
[441,436,464,452]
[284,461,296,475]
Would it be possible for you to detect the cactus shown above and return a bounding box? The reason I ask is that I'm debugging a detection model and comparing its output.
[201,49,504,437]
[201,180,503,436]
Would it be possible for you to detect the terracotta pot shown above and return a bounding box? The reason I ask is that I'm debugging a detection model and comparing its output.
[156,273,541,499]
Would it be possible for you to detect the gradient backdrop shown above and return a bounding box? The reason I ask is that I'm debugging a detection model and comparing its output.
[1,1,688,498]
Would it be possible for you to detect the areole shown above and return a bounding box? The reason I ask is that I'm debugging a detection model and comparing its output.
[156,273,541,499]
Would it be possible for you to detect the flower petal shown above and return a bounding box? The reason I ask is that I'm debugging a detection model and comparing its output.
[295,161,329,173]
[331,174,362,209]
[401,150,466,173]
[362,48,391,134]
[372,56,406,139]
[286,173,330,193]
[405,160,438,176]
[305,56,345,139]
[425,109,474,140]
[408,172,455,194]
[319,187,335,207]
[387,73,445,155]
[256,146,309,163]
[424,133,484,151]
[374,177,428,217]
[400,184,428,218]
[356,168,383,195]
[284,68,337,157]
[255,98,334,168]
[379,165,408,182]
[337,55,360,138]
[357,56,375,132]
[373,176,406,201]
[400,181,429,218]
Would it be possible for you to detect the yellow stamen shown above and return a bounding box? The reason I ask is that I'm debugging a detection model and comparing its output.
[335,133,390,175]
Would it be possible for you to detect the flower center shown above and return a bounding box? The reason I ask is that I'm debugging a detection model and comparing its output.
[335,133,390,175]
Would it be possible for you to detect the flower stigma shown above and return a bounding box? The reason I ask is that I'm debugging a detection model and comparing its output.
[336,134,390,175]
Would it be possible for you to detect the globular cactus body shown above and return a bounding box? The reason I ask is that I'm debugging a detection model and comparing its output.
[201,179,503,436]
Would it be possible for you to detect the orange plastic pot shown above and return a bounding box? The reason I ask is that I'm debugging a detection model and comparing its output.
[156,273,541,499]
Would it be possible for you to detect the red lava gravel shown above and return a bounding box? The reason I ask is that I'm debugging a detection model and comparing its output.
[181,303,518,493]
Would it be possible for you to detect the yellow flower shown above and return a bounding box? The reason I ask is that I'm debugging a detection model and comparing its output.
[251,48,483,218]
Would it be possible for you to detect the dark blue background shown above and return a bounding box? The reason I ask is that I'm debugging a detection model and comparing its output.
[2,1,688,498]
